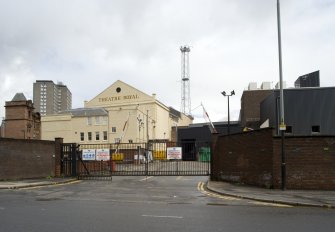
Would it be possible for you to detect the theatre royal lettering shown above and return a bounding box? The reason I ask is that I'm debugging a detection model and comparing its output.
[99,94,139,102]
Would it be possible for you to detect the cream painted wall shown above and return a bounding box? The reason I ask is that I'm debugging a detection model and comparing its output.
[178,114,193,127]
[72,116,108,144]
[85,80,154,108]
[42,114,109,143]
[106,107,136,143]
[105,102,159,143]
[41,115,73,142]
[155,104,171,140]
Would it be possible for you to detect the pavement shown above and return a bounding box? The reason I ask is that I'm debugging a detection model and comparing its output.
[1,177,334,209]
[0,178,78,189]
[207,181,335,209]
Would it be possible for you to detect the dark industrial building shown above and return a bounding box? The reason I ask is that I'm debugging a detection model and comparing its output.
[177,121,241,144]
[260,87,335,136]
[175,121,241,161]
[294,70,320,88]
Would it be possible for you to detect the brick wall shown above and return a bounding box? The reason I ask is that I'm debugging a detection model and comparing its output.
[0,138,57,180]
[212,128,274,188]
[212,128,335,190]
[240,90,272,129]
[273,136,335,190]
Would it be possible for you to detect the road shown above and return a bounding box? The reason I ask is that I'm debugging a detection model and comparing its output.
[0,176,334,232]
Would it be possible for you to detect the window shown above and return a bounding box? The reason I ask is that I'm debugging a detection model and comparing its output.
[80,132,84,141]
[115,138,121,143]
[312,125,320,134]
[95,132,100,141]
[95,116,100,125]
[112,127,116,133]
[88,132,92,141]
[102,116,108,125]
[103,131,108,141]
[87,117,92,125]
[128,139,133,143]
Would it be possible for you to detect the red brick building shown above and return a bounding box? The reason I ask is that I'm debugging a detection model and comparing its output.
[240,89,272,129]
[3,93,41,139]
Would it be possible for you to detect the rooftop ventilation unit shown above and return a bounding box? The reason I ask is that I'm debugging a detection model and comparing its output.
[248,82,257,90]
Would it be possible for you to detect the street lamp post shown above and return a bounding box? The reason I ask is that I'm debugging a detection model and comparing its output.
[277,0,286,190]
[221,90,235,135]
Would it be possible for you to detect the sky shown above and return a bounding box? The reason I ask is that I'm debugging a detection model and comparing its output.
[0,0,334,123]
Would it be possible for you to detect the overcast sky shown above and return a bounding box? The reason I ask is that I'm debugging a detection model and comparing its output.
[1,0,334,123]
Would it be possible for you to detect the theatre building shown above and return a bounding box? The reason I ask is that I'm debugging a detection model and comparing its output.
[41,80,193,143]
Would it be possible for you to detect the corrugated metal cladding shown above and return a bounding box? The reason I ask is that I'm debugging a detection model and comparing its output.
[260,87,335,136]
[177,122,241,143]
[294,70,320,88]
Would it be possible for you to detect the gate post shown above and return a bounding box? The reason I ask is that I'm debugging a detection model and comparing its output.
[210,133,219,180]
[71,143,77,177]
[54,137,63,177]
[137,146,141,165]
[145,143,148,176]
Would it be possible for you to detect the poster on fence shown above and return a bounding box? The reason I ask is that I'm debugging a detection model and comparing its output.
[96,149,110,161]
[167,147,182,160]
[82,149,96,161]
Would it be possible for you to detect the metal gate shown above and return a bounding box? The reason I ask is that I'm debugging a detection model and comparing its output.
[60,143,79,177]
[61,141,211,179]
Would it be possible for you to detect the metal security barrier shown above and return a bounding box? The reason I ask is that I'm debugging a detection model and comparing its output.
[61,141,211,179]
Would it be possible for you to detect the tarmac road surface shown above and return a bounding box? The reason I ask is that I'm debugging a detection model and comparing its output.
[0,176,334,232]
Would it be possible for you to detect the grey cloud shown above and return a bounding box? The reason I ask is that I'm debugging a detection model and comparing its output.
[0,0,334,122]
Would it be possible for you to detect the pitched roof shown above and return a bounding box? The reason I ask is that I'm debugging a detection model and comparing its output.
[60,108,108,117]
[12,93,27,101]
[169,107,181,118]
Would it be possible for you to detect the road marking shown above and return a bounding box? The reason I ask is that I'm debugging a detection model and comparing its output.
[139,176,154,181]
[250,201,293,208]
[197,182,240,201]
[197,182,294,207]
[54,180,82,186]
[197,181,202,190]
[18,180,82,190]
[142,215,183,219]
[176,176,183,180]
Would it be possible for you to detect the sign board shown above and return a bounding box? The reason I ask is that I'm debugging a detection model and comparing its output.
[279,123,287,131]
[167,147,182,160]
[82,149,96,161]
[96,149,110,161]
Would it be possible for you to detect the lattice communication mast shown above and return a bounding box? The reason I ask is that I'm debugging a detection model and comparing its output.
[180,46,191,115]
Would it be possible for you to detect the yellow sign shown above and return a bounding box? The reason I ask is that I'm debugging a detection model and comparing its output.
[279,123,286,131]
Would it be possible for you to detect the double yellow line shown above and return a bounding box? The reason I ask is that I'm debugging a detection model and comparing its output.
[197,181,205,191]
[197,181,240,200]
[197,181,292,207]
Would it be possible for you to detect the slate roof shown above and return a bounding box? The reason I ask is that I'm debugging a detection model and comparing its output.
[60,108,108,117]
[12,93,27,101]
[169,107,181,118]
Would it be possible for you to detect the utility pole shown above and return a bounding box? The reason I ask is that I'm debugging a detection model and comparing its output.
[277,0,286,190]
